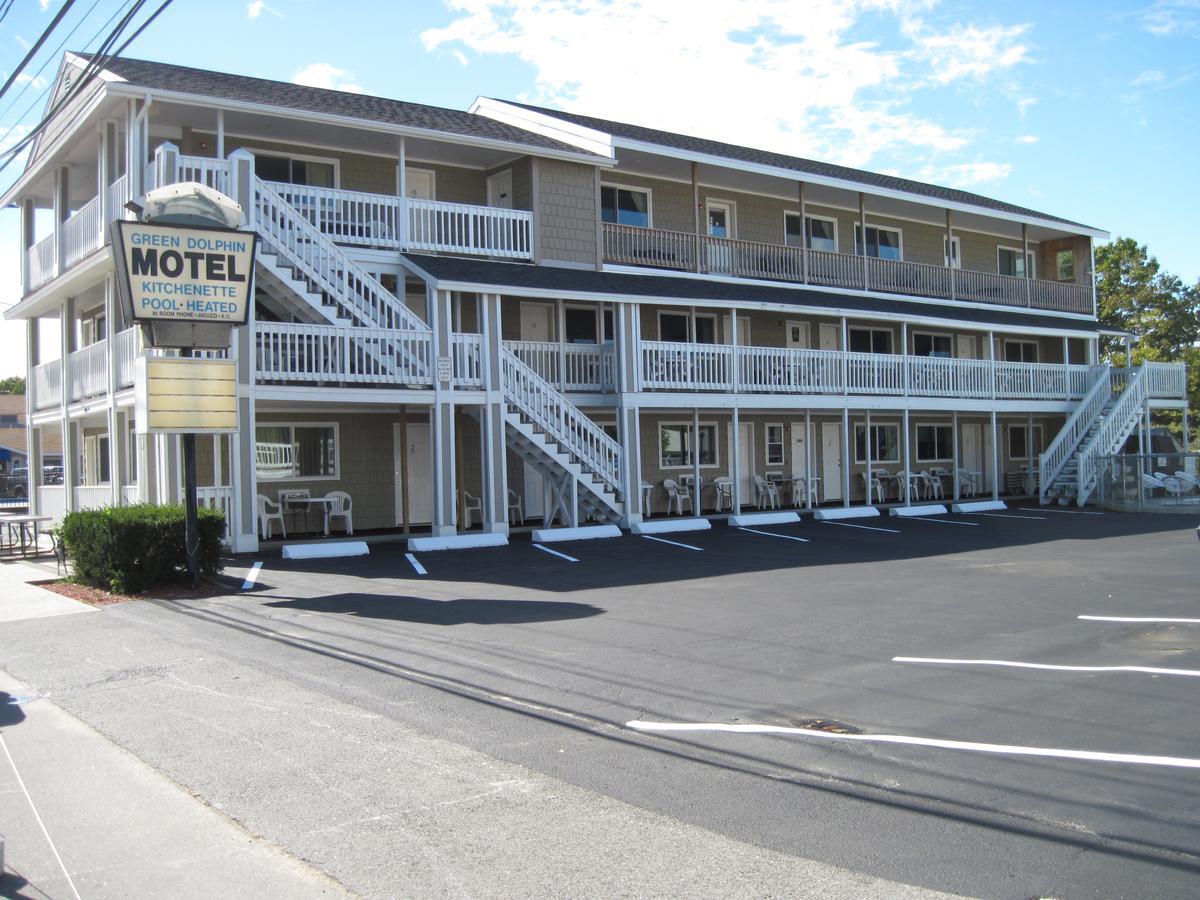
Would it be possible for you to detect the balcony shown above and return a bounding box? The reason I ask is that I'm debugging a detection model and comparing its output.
[603,224,1093,315]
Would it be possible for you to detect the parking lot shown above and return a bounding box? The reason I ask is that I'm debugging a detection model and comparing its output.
[4,508,1199,898]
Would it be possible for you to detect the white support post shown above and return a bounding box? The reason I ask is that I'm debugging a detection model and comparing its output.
[480,293,508,535]
[946,209,956,301]
[431,289,457,536]
[60,296,76,512]
[105,276,121,506]
[864,409,872,506]
[902,408,911,507]
[991,410,1000,502]
[1026,413,1034,496]
[692,407,701,516]
[397,137,408,250]
[97,125,109,242]
[901,321,909,397]
[952,412,960,500]
[556,299,566,392]
[988,330,996,400]
[216,108,225,158]
[25,320,40,514]
[841,406,850,507]
[1023,223,1032,307]
[840,316,848,395]
[730,308,739,392]
[53,166,68,274]
[859,192,868,291]
[731,406,741,513]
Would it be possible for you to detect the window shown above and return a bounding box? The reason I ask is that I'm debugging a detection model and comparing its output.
[854,224,902,260]
[255,424,339,480]
[784,213,838,252]
[1004,340,1039,363]
[849,327,892,354]
[944,236,961,269]
[1056,249,1075,281]
[916,424,953,462]
[1008,424,1044,460]
[854,424,899,463]
[766,424,784,466]
[659,311,689,342]
[659,422,718,468]
[998,246,1036,278]
[254,154,336,187]
[694,314,717,344]
[603,308,615,343]
[565,306,598,344]
[913,332,952,358]
[600,184,650,228]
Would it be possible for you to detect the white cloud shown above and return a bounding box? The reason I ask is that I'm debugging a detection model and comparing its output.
[421,0,1030,170]
[1130,69,1166,86]
[1017,96,1037,116]
[1014,134,1038,144]
[247,1,283,20]
[1138,0,1200,36]
[452,50,469,67]
[916,161,1012,188]
[13,36,30,51]
[15,73,47,90]
[292,63,364,94]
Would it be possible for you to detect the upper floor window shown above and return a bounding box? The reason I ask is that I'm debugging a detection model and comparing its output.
[998,246,1036,278]
[1056,249,1075,281]
[784,213,837,252]
[1004,340,1039,363]
[600,185,650,228]
[854,224,902,261]
[254,154,336,188]
[849,327,892,355]
[659,311,716,344]
[913,332,952,358]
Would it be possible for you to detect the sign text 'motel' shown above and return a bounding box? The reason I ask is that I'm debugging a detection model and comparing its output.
[113,221,257,325]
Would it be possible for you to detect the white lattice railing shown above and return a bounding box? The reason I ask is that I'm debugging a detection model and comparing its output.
[604,223,695,271]
[503,341,614,391]
[868,256,952,300]
[38,485,66,523]
[1144,361,1187,399]
[255,322,432,385]
[807,247,864,288]
[177,155,231,192]
[737,346,843,394]
[115,327,139,388]
[407,198,533,259]
[641,341,734,390]
[269,182,401,250]
[73,485,111,510]
[700,234,805,281]
[501,347,622,494]
[253,177,427,332]
[1038,365,1111,501]
[33,359,62,409]
[106,174,131,227]
[27,234,56,290]
[62,195,103,268]
[450,333,483,387]
[197,486,235,542]
[68,339,108,401]
[1076,367,1148,506]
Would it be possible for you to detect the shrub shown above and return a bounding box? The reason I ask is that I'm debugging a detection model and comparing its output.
[58,503,225,594]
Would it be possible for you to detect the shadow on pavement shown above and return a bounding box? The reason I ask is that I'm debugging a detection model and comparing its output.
[263,593,604,626]
[0,692,26,728]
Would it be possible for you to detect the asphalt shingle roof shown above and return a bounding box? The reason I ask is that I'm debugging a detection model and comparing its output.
[502,101,1096,231]
[401,254,1097,333]
[83,55,599,157]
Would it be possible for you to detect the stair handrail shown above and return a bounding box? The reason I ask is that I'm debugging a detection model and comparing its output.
[253,177,429,333]
[500,347,621,494]
[1038,364,1110,501]
[1075,366,1148,506]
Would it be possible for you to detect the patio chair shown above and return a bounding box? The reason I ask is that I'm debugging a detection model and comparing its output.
[662,478,690,516]
[462,491,482,529]
[256,493,287,540]
[753,475,780,509]
[713,477,734,512]
[324,490,353,535]
[507,489,524,524]
[1141,473,1167,498]
[918,470,944,500]
[1152,472,1187,499]
[640,481,654,517]
[860,472,885,504]
[957,469,978,497]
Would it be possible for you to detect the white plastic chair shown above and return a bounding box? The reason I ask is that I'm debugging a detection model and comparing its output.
[462,491,482,528]
[507,489,524,524]
[861,473,885,504]
[753,475,780,509]
[640,481,654,517]
[919,470,944,500]
[324,490,353,535]
[662,479,690,515]
[957,469,978,497]
[713,477,733,512]
[256,494,286,540]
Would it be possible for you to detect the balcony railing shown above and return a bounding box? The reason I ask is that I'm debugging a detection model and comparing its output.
[115,326,139,388]
[68,339,108,401]
[255,322,433,386]
[605,224,1093,315]
[62,196,103,268]
[640,340,1108,401]
[27,234,56,291]
[503,340,615,392]
[451,333,483,387]
[33,358,61,409]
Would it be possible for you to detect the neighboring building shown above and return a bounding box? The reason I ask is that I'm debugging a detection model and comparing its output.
[3,53,1188,550]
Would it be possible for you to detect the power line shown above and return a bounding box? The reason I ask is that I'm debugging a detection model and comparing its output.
[0,0,79,103]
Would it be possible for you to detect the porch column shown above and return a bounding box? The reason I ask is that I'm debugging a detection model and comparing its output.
[1023,223,1032,307]
[105,275,122,505]
[946,209,956,301]
[60,296,76,512]
[25,320,41,514]
[692,161,702,273]
[479,292,508,534]
[805,410,813,508]
[902,407,911,507]
[431,288,457,536]
[1026,412,1034,496]
[729,308,739,392]
[1183,407,1190,455]
[990,410,1000,502]
[556,299,566,391]
[798,181,808,284]
[616,301,643,527]
[54,165,68,273]
[952,412,960,501]
[397,136,408,250]
[859,192,868,290]
[901,322,909,397]
[20,198,34,294]
[731,406,741,512]
[1062,335,1070,365]
[864,409,872,506]
[840,316,848,395]
[97,124,109,239]
[841,406,850,507]
[988,330,996,400]
[692,407,702,516]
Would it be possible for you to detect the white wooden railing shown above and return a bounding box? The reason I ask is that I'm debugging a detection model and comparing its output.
[33,359,62,409]
[68,339,108,401]
[701,235,804,281]
[501,347,622,494]
[121,485,141,505]
[27,234,56,290]
[1038,365,1111,502]
[407,198,533,259]
[807,247,863,288]
[955,269,1029,306]
[738,345,843,394]
[106,174,131,226]
[1144,360,1188,399]
[115,327,139,388]
[177,156,231,192]
[503,341,615,391]
[62,195,103,268]
[642,341,734,390]
[868,256,951,300]
[255,322,432,385]
[1032,279,1092,314]
[73,485,111,510]
[1076,367,1148,506]
[604,223,695,271]
[197,485,235,542]
[38,485,66,523]
[451,333,483,387]
[269,182,401,250]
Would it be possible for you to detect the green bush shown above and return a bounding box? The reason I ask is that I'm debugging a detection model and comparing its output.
[58,503,225,594]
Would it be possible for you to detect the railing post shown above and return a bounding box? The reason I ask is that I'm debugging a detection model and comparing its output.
[227,149,255,231]
[946,209,956,301]
[859,192,869,291]
[155,141,179,190]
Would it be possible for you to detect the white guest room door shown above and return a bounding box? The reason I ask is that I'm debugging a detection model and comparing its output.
[395,423,432,525]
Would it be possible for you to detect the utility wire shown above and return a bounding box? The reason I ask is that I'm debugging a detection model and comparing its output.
[0,0,79,103]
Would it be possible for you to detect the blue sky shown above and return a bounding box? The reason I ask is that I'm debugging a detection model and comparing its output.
[0,0,1196,372]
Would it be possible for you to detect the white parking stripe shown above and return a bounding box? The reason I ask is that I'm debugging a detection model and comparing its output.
[404,552,427,576]
[820,520,901,534]
[737,526,810,543]
[1079,615,1200,624]
[1018,507,1105,515]
[641,535,704,551]
[905,517,981,526]
[626,720,1200,769]
[968,512,1047,520]
[240,560,262,590]
[893,656,1200,679]
[533,543,579,562]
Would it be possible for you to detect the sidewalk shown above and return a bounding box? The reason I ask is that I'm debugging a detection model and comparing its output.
[0,670,345,899]
[0,559,93,625]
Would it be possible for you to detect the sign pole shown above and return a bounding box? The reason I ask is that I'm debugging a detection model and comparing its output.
[181,348,200,589]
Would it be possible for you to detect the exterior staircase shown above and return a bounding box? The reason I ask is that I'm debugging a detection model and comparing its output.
[1040,366,1148,506]
[500,349,623,524]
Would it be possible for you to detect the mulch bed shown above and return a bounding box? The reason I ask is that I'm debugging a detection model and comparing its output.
[40,578,232,607]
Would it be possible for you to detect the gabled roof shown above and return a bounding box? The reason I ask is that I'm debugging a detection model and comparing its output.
[497,100,1096,232]
[80,55,603,159]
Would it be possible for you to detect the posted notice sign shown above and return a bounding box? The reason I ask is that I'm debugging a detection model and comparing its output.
[112,221,256,326]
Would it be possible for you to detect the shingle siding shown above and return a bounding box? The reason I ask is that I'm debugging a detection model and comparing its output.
[537,159,599,266]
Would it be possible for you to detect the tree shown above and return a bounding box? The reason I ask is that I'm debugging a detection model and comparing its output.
[1095,237,1200,443]
[0,376,24,394]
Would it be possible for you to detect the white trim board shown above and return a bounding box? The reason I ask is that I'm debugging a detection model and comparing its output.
[632,518,712,534]
[531,524,621,542]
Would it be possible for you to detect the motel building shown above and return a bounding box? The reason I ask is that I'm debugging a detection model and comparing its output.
[5,52,1189,552]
